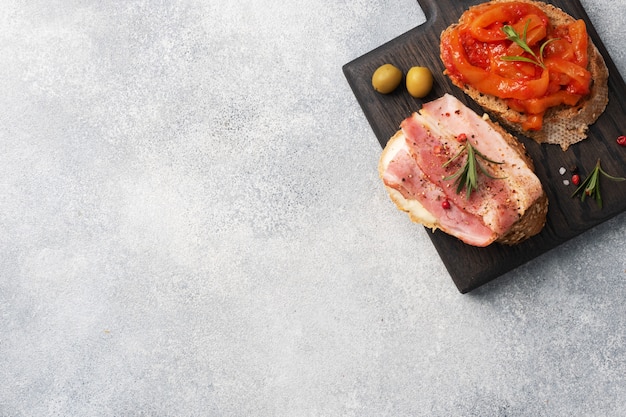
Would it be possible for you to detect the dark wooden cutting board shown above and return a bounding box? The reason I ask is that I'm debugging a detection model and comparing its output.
[343,0,626,293]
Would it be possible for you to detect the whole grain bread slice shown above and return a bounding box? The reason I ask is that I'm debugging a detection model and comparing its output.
[379,115,548,246]
[440,0,609,150]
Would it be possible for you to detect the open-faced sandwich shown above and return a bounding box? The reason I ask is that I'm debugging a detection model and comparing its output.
[440,0,609,150]
[379,94,548,247]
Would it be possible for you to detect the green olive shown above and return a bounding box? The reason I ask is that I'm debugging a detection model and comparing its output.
[372,64,403,94]
[406,66,434,98]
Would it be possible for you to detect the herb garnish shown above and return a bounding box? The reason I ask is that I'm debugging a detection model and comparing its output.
[501,20,559,69]
[442,136,506,200]
[571,159,625,208]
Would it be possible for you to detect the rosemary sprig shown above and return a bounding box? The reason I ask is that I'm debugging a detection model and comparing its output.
[501,20,559,69]
[442,139,506,200]
[571,159,625,208]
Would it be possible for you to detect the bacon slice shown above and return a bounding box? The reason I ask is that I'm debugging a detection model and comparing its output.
[378,94,546,247]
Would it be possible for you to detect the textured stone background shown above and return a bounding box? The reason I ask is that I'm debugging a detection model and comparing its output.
[1,0,625,416]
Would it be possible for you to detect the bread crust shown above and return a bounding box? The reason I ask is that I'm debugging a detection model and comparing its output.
[487,119,548,244]
[440,0,609,150]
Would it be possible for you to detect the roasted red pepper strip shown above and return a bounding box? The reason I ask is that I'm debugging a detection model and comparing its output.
[523,90,581,114]
[467,2,548,42]
[440,2,592,131]
[441,28,550,100]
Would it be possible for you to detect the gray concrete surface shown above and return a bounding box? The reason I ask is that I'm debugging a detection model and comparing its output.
[1,0,625,415]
